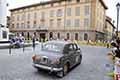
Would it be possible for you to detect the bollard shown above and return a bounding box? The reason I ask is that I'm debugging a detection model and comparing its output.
[41,42,43,50]
[23,43,25,52]
[9,43,11,54]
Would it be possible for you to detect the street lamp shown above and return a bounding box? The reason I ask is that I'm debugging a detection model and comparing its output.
[116,2,120,37]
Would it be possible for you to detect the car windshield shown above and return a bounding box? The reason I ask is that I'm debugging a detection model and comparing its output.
[42,43,63,53]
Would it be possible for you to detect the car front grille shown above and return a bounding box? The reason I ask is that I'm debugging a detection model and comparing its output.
[40,56,49,64]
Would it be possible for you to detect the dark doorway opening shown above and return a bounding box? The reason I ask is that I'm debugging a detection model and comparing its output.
[27,32,30,40]
[40,33,46,42]
[84,33,88,41]
[49,32,53,39]
[57,33,60,39]
[75,33,78,40]
[67,33,70,40]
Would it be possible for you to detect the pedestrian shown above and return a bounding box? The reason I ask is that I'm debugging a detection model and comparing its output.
[116,37,120,45]
[104,52,115,80]
[32,35,36,51]
[114,55,120,80]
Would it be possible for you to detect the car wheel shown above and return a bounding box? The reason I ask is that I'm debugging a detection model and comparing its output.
[56,64,69,78]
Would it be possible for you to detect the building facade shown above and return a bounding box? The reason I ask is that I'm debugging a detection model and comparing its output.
[0,0,9,41]
[10,0,108,41]
[104,16,116,41]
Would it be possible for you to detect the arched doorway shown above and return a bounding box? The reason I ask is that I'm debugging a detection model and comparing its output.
[21,32,24,37]
[49,32,53,39]
[39,33,46,42]
[67,33,70,40]
[84,33,88,41]
[75,33,78,40]
[27,32,30,40]
[96,34,98,41]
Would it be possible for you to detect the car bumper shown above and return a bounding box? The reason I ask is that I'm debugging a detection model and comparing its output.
[33,64,63,72]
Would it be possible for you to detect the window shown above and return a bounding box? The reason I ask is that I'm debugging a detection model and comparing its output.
[51,3,54,7]
[41,12,45,19]
[73,44,78,50]
[12,24,14,28]
[75,19,80,27]
[76,0,80,2]
[34,12,37,19]
[27,13,30,20]
[17,23,19,28]
[2,31,7,39]
[42,43,63,52]
[21,23,24,29]
[33,21,37,28]
[57,19,61,27]
[12,16,15,21]
[85,5,90,16]
[66,19,71,27]
[57,9,62,17]
[97,8,99,16]
[50,10,54,17]
[75,7,80,16]
[66,8,71,16]
[50,19,54,27]
[22,14,25,20]
[17,15,19,21]
[27,21,30,28]
[84,18,89,27]
[68,44,74,51]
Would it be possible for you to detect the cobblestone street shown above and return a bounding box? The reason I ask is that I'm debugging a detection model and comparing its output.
[0,44,109,80]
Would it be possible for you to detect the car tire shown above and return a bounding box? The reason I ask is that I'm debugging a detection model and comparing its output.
[56,64,69,78]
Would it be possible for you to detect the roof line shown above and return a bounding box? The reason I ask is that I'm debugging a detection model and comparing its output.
[10,0,108,11]
[106,19,116,28]
[10,0,65,11]
[99,0,108,9]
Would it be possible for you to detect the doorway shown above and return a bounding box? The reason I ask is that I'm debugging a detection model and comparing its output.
[40,33,46,42]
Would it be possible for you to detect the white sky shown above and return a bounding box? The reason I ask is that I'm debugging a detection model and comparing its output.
[7,0,120,30]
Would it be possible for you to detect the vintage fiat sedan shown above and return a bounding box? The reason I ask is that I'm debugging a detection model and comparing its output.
[32,40,82,77]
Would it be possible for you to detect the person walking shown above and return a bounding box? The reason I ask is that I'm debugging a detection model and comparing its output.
[32,35,36,51]
[114,56,120,80]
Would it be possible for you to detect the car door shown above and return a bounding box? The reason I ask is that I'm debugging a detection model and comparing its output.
[64,44,74,67]
[73,44,81,64]
[66,44,75,67]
